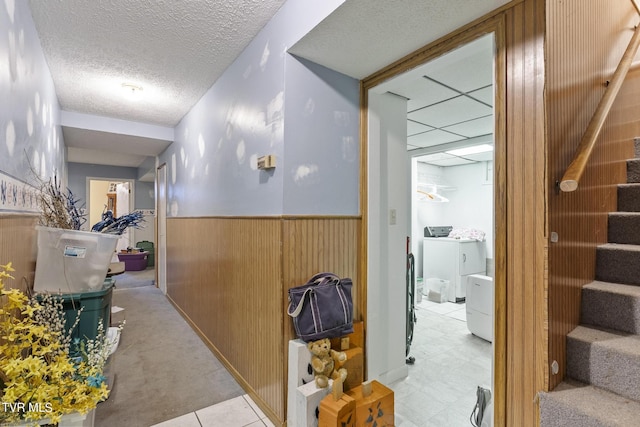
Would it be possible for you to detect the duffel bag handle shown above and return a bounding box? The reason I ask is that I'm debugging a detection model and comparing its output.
[287,288,312,318]
[309,272,340,285]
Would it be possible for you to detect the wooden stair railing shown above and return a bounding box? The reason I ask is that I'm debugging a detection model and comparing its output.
[559,10,640,192]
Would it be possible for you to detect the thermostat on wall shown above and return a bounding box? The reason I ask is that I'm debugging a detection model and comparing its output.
[257,154,276,170]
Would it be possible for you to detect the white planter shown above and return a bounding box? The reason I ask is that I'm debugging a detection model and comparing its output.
[33,226,119,293]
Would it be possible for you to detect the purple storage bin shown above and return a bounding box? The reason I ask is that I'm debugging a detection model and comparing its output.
[117,251,148,271]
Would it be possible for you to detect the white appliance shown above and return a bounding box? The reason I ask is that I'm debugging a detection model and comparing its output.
[423,237,486,303]
[466,274,493,342]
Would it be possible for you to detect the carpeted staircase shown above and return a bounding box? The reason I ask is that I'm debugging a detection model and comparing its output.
[540,139,640,426]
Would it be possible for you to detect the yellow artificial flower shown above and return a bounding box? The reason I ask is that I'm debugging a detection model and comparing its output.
[0,261,112,423]
[21,303,37,317]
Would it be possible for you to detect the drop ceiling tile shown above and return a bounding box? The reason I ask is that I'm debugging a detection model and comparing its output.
[442,115,494,138]
[407,120,434,136]
[415,152,456,163]
[462,151,494,162]
[408,129,465,148]
[468,86,494,106]
[425,157,476,167]
[394,78,459,112]
[408,96,492,128]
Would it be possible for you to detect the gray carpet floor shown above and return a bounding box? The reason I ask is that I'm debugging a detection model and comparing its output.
[112,268,156,289]
[95,277,245,427]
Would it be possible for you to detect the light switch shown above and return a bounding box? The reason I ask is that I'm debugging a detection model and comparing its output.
[390,208,397,225]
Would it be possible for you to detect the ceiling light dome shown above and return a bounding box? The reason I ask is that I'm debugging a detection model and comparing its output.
[121,82,143,100]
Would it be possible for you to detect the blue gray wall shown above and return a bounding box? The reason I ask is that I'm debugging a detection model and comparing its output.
[0,0,65,189]
[67,162,155,211]
[283,56,359,215]
[158,0,359,217]
[2,0,358,218]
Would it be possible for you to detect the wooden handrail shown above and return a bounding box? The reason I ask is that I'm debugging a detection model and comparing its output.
[559,19,640,192]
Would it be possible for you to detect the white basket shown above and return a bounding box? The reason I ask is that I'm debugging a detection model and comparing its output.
[34,226,119,293]
[426,278,450,303]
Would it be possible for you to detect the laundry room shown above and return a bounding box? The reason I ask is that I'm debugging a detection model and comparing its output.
[411,146,495,283]
[366,31,497,425]
[397,147,495,425]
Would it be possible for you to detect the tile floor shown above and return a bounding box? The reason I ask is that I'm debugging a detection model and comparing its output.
[152,297,491,427]
[391,297,493,427]
[150,394,275,427]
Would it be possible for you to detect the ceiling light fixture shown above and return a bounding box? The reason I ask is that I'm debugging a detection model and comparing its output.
[445,144,493,157]
[121,82,144,100]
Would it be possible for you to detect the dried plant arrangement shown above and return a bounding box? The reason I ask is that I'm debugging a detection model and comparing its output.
[90,209,144,235]
[35,173,144,235]
[37,174,86,231]
[29,291,84,358]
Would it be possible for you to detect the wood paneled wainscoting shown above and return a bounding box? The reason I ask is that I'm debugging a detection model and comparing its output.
[546,0,640,392]
[166,216,361,426]
[0,215,38,292]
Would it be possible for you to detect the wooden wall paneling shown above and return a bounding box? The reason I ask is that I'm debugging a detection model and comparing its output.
[281,217,361,343]
[505,5,525,422]
[504,1,547,425]
[492,15,508,427]
[166,217,285,424]
[281,217,360,424]
[0,215,38,292]
[546,0,639,391]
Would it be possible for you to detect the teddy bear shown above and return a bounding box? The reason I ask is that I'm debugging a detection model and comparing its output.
[307,338,348,388]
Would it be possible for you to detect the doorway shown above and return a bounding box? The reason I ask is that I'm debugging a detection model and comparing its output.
[87,177,135,254]
[364,27,504,426]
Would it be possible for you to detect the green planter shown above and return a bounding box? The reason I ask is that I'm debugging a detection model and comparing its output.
[37,280,114,357]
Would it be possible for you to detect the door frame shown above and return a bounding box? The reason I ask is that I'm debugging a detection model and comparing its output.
[359,15,507,426]
[156,163,167,295]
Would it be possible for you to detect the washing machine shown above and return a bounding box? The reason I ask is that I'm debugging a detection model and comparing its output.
[423,237,486,302]
[466,274,493,342]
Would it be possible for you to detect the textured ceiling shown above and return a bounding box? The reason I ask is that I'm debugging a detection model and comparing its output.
[26,0,510,168]
[28,0,288,127]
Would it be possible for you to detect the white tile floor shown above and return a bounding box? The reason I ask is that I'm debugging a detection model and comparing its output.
[391,297,493,427]
[150,395,275,427]
[152,297,491,427]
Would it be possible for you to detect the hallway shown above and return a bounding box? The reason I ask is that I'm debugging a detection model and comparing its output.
[96,270,246,426]
[103,270,490,426]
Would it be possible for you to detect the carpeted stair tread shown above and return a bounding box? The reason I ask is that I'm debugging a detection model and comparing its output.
[540,379,640,427]
[618,184,640,212]
[582,281,640,333]
[567,325,640,401]
[628,159,640,183]
[596,243,640,285]
[542,138,640,425]
[608,212,640,244]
